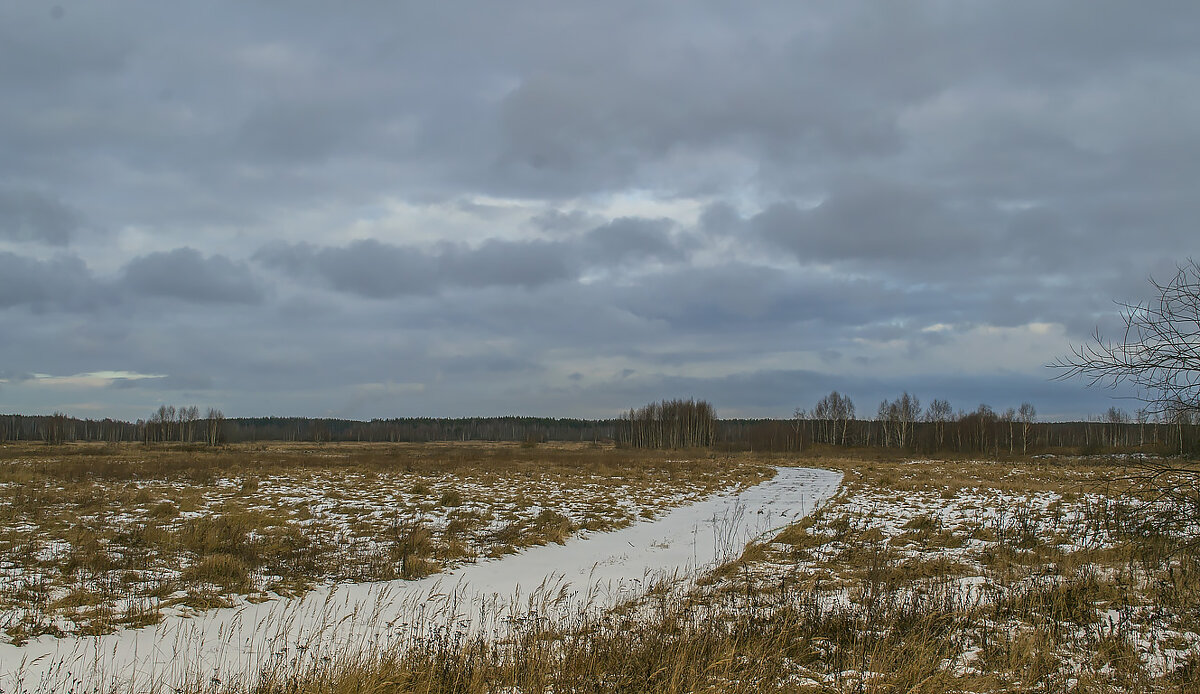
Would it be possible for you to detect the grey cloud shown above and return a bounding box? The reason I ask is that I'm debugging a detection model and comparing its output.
[1,2,1196,205]
[122,248,263,304]
[0,252,102,310]
[433,354,542,378]
[107,377,143,390]
[5,2,1200,420]
[1006,207,1073,263]
[236,98,364,164]
[107,374,212,391]
[488,40,906,196]
[257,240,438,299]
[530,209,598,234]
[257,238,572,298]
[0,371,37,384]
[256,219,694,302]
[755,179,985,267]
[608,262,944,336]
[160,374,215,391]
[582,218,683,265]
[0,4,130,88]
[440,239,573,289]
[697,202,744,238]
[0,190,81,245]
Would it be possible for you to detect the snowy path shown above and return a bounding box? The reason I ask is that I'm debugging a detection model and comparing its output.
[0,466,841,692]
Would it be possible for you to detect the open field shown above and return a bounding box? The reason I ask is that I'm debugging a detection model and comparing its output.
[681,453,1200,691]
[2,444,1198,693]
[192,450,1200,694]
[0,441,773,645]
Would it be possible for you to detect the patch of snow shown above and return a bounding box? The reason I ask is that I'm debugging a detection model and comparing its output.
[0,466,841,692]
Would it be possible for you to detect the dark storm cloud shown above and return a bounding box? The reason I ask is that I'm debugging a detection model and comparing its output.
[122,248,263,304]
[0,190,81,245]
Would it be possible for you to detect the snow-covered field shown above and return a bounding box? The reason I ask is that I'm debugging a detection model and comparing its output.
[4,448,1197,692]
[0,443,773,643]
[0,464,841,693]
[689,456,1200,690]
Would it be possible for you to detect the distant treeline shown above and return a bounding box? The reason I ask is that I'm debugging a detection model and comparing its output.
[1,390,1196,455]
[0,412,619,446]
[719,391,1198,456]
[616,399,716,448]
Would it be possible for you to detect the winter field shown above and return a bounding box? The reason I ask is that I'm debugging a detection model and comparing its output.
[0,443,1197,692]
[0,442,774,645]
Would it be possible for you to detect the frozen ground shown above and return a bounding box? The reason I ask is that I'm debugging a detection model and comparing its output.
[0,466,841,692]
[692,457,1200,689]
[0,446,772,641]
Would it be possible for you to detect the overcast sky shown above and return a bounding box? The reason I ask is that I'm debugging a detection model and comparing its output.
[1,1,1194,422]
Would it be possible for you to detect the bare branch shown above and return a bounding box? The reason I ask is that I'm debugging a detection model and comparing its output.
[1050,259,1200,418]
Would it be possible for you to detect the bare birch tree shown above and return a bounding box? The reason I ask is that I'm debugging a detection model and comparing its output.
[1018,402,1036,454]
[814,391,855,446]
[926,398,952,451]
[205,408,225,446]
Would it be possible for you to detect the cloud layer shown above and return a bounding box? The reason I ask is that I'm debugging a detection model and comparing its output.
[2,1,1192,420]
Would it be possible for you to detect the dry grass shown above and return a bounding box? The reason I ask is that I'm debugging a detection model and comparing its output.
[684,453,1200,691]
[0,441,772,644]
[4,447,1198,692]
[189,452,1200,694]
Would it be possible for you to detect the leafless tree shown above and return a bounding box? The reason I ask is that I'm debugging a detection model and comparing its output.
[620,399,715,448]
[1002,407,1017,454]
[44,411,68,445]
[1052,260,1200,420]
[875,400,891,447]
[1018,402,1036,455]
[813,390,854,446]
[880,392,920,449]
[1135,407,1151,447]
[925,398,952,450]
[1104,406,1128,448]
[181,405,199,442]
[959,404,998,454]
[205,408,225,446]
[1053,261,1200,554]
[793,407,807,451]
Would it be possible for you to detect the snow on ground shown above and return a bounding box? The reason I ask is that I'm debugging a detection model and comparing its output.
[0,466,842,693]
[694,458,1200,688]
[0,453,769,643]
